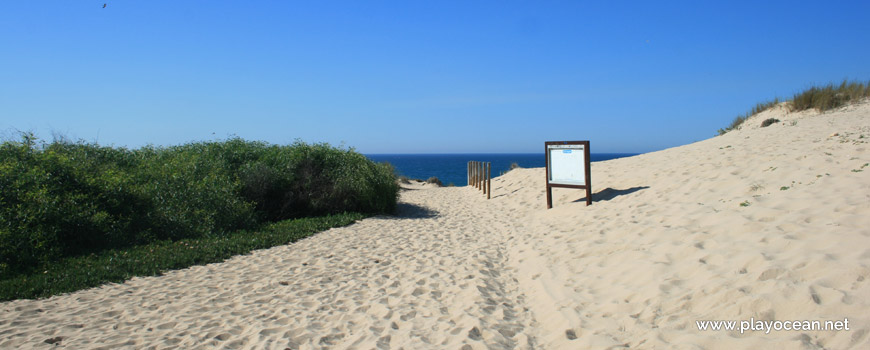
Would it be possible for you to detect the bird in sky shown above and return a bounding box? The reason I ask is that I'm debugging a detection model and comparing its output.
[103,4,107,8]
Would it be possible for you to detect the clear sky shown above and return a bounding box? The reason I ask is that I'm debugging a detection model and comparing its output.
[2,1,869,154]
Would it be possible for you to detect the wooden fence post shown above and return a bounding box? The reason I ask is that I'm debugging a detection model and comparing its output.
[477,161,481,190]
[487,162,491,199]
[480,162,487,194]
[479,162,483,191]
[471,161,474,188]
[473,161,478,189]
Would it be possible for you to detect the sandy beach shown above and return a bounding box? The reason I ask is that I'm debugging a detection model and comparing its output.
[2,102,869,349]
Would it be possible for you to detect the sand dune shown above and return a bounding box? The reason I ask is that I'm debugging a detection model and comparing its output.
[499,101,870,349]
[1,102,868,349]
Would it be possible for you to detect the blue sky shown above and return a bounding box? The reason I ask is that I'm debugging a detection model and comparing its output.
[2,1,869,154]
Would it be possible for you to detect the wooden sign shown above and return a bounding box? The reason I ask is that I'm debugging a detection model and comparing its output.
[545,141,591,208]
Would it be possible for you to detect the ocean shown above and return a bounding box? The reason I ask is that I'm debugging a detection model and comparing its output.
[365,153,638,186]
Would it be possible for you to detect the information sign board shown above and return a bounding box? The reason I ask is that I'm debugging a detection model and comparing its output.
[547,144,586,186]
[545,141,591,208]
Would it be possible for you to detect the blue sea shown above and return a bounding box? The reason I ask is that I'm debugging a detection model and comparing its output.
[365,153,638,186]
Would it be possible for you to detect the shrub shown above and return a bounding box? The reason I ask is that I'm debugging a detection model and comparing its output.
[0,212,364,301]
[0,135,398,278]
[426,176,443,186]
[0,136,168,273]
[760,118,780,127]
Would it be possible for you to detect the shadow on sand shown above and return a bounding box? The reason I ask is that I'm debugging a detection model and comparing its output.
[572,186,649,204]
[379,202,440,220]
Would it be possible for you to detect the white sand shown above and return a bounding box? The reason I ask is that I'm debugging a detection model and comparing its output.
[2,102,869,349]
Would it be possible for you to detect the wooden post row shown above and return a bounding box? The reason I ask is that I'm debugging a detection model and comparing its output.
[465,161,492,199]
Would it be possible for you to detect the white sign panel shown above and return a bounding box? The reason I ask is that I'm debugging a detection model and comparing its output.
[547,144,586,186]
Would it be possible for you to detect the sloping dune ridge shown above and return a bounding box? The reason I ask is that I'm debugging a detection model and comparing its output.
[1,102,868,349]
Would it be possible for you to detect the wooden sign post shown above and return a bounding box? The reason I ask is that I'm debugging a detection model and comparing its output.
[545,141,591,208]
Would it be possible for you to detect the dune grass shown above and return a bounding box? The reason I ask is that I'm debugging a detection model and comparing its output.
[0,212,365,301]
[790,80,870,112]
[718,79,870,135]
[718,98,781,135]
[426,176,443,186]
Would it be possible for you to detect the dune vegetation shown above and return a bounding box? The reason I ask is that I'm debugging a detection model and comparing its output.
[0,136,398,299]
[718,79,870,135]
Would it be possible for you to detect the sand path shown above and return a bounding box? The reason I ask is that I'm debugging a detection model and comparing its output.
[0,183,536,349]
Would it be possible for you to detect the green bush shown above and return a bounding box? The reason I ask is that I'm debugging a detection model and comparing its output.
[0,135,398,278]
[760,118,780,127]
[0,213,364,301]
